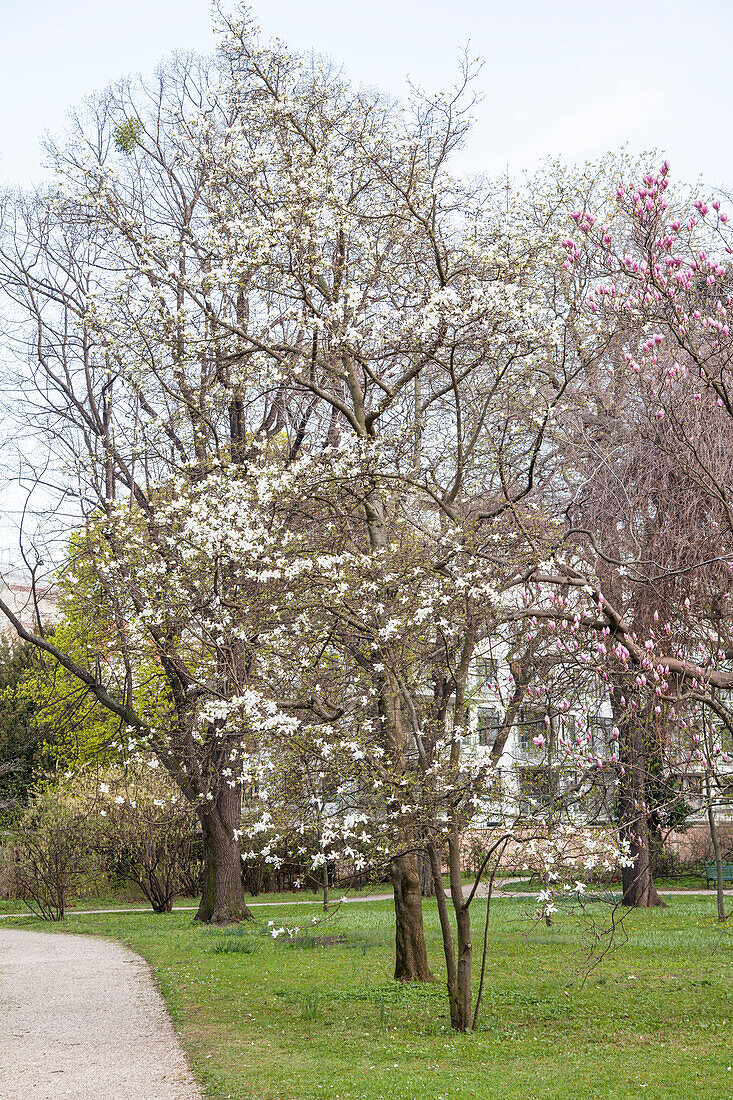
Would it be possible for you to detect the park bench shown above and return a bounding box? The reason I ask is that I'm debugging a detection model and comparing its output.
[705,863,733,885]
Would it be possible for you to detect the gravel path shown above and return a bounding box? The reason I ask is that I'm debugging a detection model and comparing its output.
[0,928,202,1099]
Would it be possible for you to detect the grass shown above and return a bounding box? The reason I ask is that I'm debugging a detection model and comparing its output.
[498,873,726,894]
[3,892,732,1099]
[0,880,393,916]
[656,873,728,891]
[0,872,481,917]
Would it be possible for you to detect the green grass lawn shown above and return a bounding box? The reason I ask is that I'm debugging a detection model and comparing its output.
[655,874,728,892]
[3,893,732,1099]
[0,874,467,916]
[498,873,722,894]
[0,881,391,916]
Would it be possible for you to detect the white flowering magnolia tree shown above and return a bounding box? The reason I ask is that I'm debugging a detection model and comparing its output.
[0,3,562,950]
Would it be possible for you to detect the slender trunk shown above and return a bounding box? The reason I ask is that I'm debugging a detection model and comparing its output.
[151,896,174,914]
[144,869,173,914]
[390,851,434,982]
[376,671,432,978]
[427,841,459,1026]
[454,905,472,1031]
[195,784,253,924]
[323,860,329,913]
[472,839,508,1030]
[705,777,727,922]
[448,833,472,1032]
[421,625,477,1031]
[428,837,472,1031]
[363,490,432,979]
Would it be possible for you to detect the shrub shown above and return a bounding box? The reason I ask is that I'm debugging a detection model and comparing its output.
[90,758,202,913]
[1,784,91,919]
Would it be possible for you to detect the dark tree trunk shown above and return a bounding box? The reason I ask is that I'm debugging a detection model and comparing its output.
[390,851,434,982]
[620,822,664,907]
[427,837,472,1032]
[454,901,472,1031]
[614,698,664,908]
[363,492,432,980]
[151,897,174,914]
[195,784,253,924]
[648,821,665,878]
[427,841,460,1026]
[418,848,435,896]
[144,869,174,914]
[448,832,472,1032]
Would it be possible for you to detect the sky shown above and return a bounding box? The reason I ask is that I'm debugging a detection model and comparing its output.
[1,0,731,557]
[1,0,732,191]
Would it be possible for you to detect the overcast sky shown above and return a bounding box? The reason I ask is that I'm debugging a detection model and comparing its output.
[1,0,732,191]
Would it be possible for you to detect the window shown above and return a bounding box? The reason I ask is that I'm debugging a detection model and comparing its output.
[518,766,558,814]
[477,707,501,748]
[686,774,703,801]
[561,712,578,744]
[589,715,613,754]
[474,656,499,685]
[516,707,548,752]
[714,775,733,799]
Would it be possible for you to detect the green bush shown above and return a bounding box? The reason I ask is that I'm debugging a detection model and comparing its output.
[1,783,91,919]
[89,758,203,913]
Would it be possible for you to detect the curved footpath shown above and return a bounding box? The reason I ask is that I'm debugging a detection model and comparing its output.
[0,929,201,1099]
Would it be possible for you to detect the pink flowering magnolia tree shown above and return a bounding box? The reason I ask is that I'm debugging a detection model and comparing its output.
[516,160,733,908]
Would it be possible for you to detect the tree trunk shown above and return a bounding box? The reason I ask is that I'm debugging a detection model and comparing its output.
[617,750,664,908]
[427,841,460,1027]
[362,492,434,979]
[427,838,472,1032]
[418,848,435,896]
[620,824,664,907]
[390,851,434,982]
[448,833,472,1032]
[454,902,472,1031]
[706,778,727,922]
[195,785,253,923]
[612,691,664,908]
[151,897,174,914]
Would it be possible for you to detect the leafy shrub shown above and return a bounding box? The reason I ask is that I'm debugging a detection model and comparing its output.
[1,783,91,919]
[89,758,202,913]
